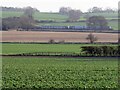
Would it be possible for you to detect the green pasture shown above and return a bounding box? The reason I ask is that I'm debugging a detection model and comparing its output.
[1,11,68,21]
[2,43,117,55]
[1,11,23,18]
[34,12,68,21]
[2,57,118,88]
[83,12,118,19]
[1,11,118,21]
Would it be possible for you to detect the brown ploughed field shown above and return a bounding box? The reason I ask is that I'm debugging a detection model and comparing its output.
[1,31,118,43]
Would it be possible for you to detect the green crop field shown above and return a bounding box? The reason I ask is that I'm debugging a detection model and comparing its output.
[2,43,117,55]
[2,44,81,54]
[2,57,118,89]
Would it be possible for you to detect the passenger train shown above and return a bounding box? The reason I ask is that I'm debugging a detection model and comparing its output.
[34,25,112,30]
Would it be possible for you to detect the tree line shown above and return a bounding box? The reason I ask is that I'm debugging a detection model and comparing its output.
[88,7,117,13]
[59,6,118,15]
[59,6,118,22]
[59,7,82,21]
[0,6,39,12]
[2,7,35,30]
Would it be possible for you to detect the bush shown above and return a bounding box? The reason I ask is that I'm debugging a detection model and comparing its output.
[48,39,55,44]
[81,46,119,56]
[58,40,65,44]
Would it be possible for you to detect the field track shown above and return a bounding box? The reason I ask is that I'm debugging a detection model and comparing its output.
[1,31,118,42]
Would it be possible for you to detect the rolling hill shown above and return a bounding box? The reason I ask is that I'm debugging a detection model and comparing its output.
[1,11,118,30]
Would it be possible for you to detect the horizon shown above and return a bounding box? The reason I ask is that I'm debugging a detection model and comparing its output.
[1,0,119,12]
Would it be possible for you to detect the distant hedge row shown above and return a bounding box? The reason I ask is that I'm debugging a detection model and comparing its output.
[81,46,120,56]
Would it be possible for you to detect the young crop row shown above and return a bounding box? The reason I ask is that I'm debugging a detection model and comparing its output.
[2,57,118,89]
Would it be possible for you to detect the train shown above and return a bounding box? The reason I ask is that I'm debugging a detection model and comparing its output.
[18,25,113,32]
[34,25,113,30]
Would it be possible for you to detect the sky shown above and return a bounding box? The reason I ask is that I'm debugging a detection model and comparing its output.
[1,0,119,12]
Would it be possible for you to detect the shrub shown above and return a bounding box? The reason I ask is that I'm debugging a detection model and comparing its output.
[81,46,119,56]
[48,39,55,44]
[58,40,65,44]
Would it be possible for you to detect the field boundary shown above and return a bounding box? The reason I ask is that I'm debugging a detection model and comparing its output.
[17,29,120,33]
[1,54,119,58]
[1,42,119,44]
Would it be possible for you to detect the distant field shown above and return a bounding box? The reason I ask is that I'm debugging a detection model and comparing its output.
[2,31,118,43]
[1,11,68,21]
[1,11,118,30]
[83,12,118,19]
[34,12,68,21]
[1,11,118,20]
[2,57,118,89]
[1,11,23,18]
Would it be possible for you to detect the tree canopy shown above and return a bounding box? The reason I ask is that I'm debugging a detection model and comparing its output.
[87,16,108,29]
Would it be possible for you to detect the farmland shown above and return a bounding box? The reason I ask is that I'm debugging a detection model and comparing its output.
[1,11,68,21]
[2,57,118,89]
[1,11,118,20]
[1,11,118,30]
[1,9,119,89]
[2,44,80,55]
[1,31,118,43]
[1,43,117,55]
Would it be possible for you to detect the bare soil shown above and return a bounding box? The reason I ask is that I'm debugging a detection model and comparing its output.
[1,31,118,43]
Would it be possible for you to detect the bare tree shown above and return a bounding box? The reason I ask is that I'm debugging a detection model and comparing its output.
[68,10,82,21]
[19,15,34,30]
[59,7,71,15]
[86,33,98,43]
[48,39,55,44]
[24,6,35,19]
[88,7,103,13]
[19,6,35,30]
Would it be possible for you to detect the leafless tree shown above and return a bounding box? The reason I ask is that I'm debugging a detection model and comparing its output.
[88,7,103,13]
[86,33,98,43]
[59,7,71,15]
[19,6,35,30]
[24,6,35,19]
[68,10,82,21]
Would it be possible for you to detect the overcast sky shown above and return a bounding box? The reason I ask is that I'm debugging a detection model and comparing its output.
[1,0,119,12]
